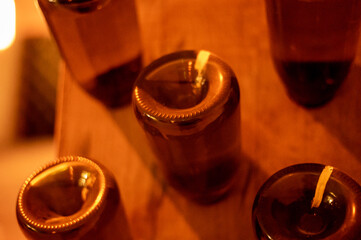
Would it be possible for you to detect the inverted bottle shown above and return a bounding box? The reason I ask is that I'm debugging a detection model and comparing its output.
[252,163,361,239]
[37,0,143,108]
[16,156,132,240]
[133,50,241,204]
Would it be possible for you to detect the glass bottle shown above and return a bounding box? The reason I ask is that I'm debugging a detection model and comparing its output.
[16,156,132,240]
[133,50,241,204]
[252,163,361,239]
[265,0,361,107]
[37,0,142,108]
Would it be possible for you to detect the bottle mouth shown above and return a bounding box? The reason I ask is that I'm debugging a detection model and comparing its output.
[133,50,234,125]
[253,163,361,239]
[16,156,107,232]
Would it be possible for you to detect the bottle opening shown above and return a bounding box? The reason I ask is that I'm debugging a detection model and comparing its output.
[27,162,100,219]
[142,59,210,109]
[134,51,234,125]
[17,157,106,230]
[253,164,355,239]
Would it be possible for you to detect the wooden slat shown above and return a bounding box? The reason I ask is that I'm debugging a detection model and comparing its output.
[55,0,361,239]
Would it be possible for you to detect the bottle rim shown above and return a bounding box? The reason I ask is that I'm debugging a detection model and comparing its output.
[255,163,361,195]
[252,163,361,239]
[16,156,107,232]
[133,50,236,125]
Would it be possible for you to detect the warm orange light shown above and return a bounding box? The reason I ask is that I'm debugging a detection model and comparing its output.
[352,203,356,217]
[0,0,16,51]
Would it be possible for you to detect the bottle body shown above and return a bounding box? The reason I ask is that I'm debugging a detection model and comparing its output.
[16,156,132,240]
[133,50,241,204]
[265,0,361,107]
[37,0,142,107]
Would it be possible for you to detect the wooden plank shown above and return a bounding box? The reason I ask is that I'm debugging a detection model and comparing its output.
[55,0,361,239]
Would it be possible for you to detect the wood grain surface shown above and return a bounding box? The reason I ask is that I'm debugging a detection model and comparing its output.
[55,0,361,239]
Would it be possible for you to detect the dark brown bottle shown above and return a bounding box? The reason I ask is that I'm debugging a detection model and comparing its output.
[273,60,352,107]
[37,0,142,107]
[16,156,132,240]
[133,50,241,204]
[265,0,361,107]
[252,163,361,239]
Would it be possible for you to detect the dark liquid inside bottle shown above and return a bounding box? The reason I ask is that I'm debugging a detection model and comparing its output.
[55,0,108,12]
[255,190,347,239]
[164,148,241,204]
[273,60,352,107]
[135,97,240,204]
[38,0,142,108]
[265,0,361,107]
[87,55,142,107]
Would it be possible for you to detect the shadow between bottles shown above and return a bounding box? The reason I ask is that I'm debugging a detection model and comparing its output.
[110,107,268,239]
[163,153,268,240]
[309,64,361,162]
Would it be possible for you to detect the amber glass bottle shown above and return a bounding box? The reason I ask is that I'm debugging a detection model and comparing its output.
[16,156,132,240]
[265,0,361,107]
[133,50,241,204]
[253,163,361,239]
[37,0,142,107]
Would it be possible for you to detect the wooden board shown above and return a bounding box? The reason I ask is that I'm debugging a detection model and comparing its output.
[55,0,361,239]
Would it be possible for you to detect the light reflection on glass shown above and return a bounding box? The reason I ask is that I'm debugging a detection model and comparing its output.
[352,203,356,217]
[78,171,89,187]
[325,192,336,206]
[79,171,96,201]
[69,166,74,182]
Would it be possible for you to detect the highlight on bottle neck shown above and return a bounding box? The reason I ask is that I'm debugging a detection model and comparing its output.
[16,156,107,233]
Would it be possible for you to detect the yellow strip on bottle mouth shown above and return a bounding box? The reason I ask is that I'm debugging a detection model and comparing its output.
[194,50,211,87]
[311,165,334,208]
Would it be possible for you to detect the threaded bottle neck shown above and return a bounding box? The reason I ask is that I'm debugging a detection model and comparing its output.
[16,156,107,233]
[133,50,237,134]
